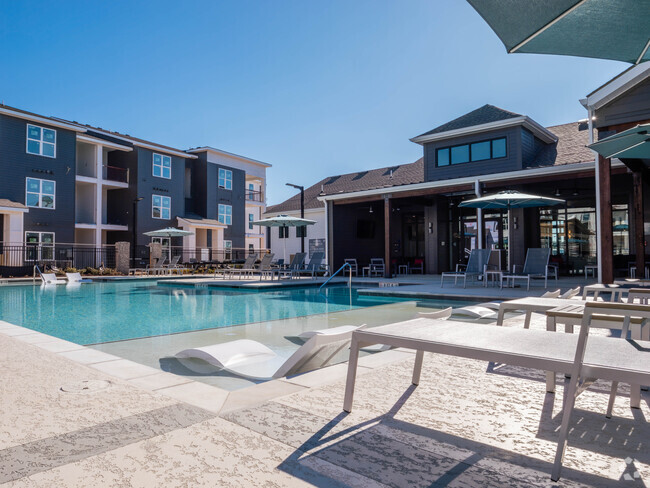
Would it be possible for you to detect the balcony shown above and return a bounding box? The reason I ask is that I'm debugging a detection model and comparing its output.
[103,165,129,184]
[245,190,264,203]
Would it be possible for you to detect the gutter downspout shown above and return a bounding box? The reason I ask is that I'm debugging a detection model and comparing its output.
[324,201,330,268]
[475,179,483,249]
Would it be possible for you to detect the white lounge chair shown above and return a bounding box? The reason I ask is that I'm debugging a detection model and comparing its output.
[41,273,66,285]
[176,326,364,380]
[66,272,92,283]
[342,301,650,482]
[297,324,364,341]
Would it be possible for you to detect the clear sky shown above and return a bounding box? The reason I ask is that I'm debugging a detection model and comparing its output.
[0,1,627,205]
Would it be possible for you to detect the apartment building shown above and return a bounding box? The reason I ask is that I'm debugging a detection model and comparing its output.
[0,104,270,275]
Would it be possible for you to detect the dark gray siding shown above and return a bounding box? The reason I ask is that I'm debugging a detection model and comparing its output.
[0,114,76,243]
[134,147,185,247]
[215,165,245,249]
[423,127,521,181]
[595,78,650,129]
[521,128,545,166]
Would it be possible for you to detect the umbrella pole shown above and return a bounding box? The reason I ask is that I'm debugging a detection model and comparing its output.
[283,226,287,263]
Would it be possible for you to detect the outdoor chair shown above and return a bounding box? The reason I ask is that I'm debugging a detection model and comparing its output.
[293,252,325,279]
[66,272,92,283]
[146,258,167,276]
[252,253,276,280]
[221,253,258,280]
[41,273,66,285]
[176,325,364,380]
[163,255,182,274]
[277,252,306,279]
[342,301,650,481]
[501,248,558,290]
[410,258,424,274]
[363,258,385,277]
[440,249,491,288]
[344,258,358,276]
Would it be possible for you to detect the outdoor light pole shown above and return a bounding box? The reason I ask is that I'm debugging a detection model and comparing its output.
[132,197,143,267]
[286,182,305,253]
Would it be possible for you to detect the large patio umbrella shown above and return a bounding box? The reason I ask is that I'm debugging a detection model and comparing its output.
[144,227,194,262]
[588,123,650,160]
[252,214,316,262]
[466,0,650,64]
[459,190,564,268]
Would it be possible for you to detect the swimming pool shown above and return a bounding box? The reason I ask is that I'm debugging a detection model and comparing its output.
[0,282,409,345]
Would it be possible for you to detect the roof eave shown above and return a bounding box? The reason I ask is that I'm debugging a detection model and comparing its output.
[410,116,557,145]
[0,107,87,133]
[187,147,271,167]
[584,63,650,111]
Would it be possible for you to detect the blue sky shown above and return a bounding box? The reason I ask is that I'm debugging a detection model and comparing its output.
[0,1,627,204]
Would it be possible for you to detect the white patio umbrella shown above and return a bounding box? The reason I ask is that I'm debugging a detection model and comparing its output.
[459,190,564,269]
[252,214,316,262]
[144,227,194,262]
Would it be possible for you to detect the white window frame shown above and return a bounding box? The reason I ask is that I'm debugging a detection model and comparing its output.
[224,240,232,260]
[218,168,232,190]
[24,231,55,261]
[152,194,171,220]
[248,213,254,230]
[26,124,56,158]
[25,177,56,209]
[152,153,172,179]
[218,204,232,225]
[151,236,170,250]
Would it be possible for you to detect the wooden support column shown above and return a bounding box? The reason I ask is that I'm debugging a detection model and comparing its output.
[633,170,645,279]
[598,155,614,283]
[384,196,391,278]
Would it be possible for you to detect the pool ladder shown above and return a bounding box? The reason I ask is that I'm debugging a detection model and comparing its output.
[319,262,352,291]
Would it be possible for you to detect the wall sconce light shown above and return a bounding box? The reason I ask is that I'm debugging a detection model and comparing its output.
[428,222,433,234]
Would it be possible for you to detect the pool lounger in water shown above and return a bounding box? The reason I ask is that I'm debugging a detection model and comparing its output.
[41,273,67,285]
[176,325,365,380]
[66,272,93,283]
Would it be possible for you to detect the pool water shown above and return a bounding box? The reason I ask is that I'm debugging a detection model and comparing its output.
[0,282,408,345]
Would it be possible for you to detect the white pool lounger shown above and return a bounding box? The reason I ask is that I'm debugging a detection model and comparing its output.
[41,273,66,285]
[66,272,92,283]
[176,326,364,380]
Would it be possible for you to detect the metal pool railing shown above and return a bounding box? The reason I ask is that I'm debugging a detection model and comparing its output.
[319,262,352,291]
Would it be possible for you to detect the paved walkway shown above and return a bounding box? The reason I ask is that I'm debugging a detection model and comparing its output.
[1,312,648,487]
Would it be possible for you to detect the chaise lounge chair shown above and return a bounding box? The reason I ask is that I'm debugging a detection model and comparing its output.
[66,272,92,283]
[440,249,491,288]
[293,252,325,279]
[41,273,66,285]
[342,301,650,481]
[176,325,364,380]
[501,247,558,290]
[222,253,258,280]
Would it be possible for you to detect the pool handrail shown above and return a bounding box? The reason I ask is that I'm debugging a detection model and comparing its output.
[319,262,352,291]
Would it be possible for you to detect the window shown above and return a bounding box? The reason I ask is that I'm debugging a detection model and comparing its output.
[279,226,288,239]
[153,153,171,179]
[436,148,450,166]
[151,237,170,252]
[248,243,254,253]
[224,240,232,260]
[218,204,232,225]
[25,178,55,209]
[296,226,306,238]
[248,183,255,200]
[152,194,171,219]
[25,232,54,261]
[248,213,254,230]
[451,145,469,165]
[218,168,232,190]
[436,137,507,167]
[470,141,491,161]
[26,124,56,157]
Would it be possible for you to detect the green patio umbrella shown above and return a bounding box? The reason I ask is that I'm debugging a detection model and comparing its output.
[459,190,564,268]
[467,0,650,64]
[252,214,316,262]
[588,123,650,160]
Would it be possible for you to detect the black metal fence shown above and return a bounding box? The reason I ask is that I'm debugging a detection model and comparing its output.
[0,244,116,277]
[133,245,271,268]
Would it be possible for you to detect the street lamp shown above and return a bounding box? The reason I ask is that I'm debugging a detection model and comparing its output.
[286,182,305,253]
[132,197,143,267]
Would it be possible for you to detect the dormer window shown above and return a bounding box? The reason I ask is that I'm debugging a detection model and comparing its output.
[436,137,507,167]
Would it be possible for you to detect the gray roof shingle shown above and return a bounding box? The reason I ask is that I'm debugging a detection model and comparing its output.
[266,159,424,214]
[414,104,522,138]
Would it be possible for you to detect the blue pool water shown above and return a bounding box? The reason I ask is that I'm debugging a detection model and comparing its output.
[0,282,406,345]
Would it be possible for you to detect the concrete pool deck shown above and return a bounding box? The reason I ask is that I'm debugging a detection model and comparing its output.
[1,311,648,486]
